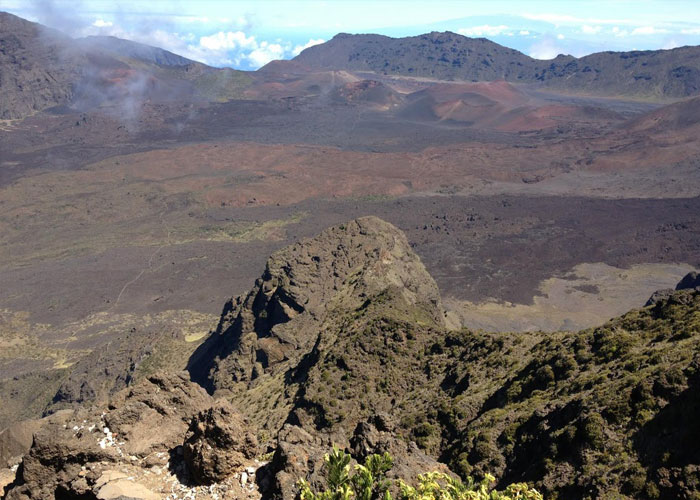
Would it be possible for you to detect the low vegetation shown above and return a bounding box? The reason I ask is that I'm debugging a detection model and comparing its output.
[278,288,700,499]
[298,447,542,500]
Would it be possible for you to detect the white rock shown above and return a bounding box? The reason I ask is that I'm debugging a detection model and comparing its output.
[240,472,248,486]
[94,470,128,489]
[97,479,158,500]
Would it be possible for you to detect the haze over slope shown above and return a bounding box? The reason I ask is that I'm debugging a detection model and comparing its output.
[0,12,251,119]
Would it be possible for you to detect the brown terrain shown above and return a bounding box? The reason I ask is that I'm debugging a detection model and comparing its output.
[1,12,700,498]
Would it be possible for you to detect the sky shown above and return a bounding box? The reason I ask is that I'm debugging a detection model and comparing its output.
[3,0,700,70]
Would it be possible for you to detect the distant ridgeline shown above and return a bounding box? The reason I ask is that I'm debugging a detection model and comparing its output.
[291,31,700,98]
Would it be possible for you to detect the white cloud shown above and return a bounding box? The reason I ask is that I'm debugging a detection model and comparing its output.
[662,39,681,49]
[247,41,285,67]
[557,33,565,40]
[292,38,325,56]
[519,30,531,35]
[179,16,210,23]
[529,37,565,59]
[581,25,602,34]
[522,13,632,25]
[631,26,668,35]
[681,27,700,34]
[92,19,113,28]
[200,31,257,50]
[458,24,510,37]
[522,13,578,24]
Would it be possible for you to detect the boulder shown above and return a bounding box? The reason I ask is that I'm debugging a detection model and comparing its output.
[104,372,212,456]
[1,467,17,496]
[183,400,258,484]
[260,424,330,500]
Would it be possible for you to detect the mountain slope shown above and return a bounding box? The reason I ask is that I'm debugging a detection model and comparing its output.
[291,31,700,98]
[76,35,196,66]
[0,11,253,119]
[0,12,82,119]
[2,217,700,499]
[188,217,700,500]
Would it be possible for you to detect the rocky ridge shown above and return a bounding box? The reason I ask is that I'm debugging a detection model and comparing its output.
[2,218,700,500]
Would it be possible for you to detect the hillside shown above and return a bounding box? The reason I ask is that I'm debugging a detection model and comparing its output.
[0,12,82,119]
[2,217,698,499]
[291,31,700,98]
[0,11,253,119]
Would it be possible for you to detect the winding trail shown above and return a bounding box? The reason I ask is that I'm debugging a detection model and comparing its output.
[111,212,173,310]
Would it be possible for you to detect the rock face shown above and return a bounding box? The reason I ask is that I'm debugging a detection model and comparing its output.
[260,416,449,500]
[183,400,258,484]
[0,419,44,468]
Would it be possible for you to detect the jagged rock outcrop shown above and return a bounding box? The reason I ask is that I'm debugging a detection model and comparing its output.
[259,424,329,500]
[189,215,444,394]
[183,400,258,484]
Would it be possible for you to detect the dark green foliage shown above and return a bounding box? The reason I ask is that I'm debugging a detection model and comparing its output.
[293,286,699,500]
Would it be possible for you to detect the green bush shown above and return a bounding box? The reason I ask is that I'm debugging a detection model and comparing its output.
[298,447,543,500]
[299,446,393,500]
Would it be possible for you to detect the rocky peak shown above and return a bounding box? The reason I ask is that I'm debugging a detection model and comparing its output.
[188,216,444,392]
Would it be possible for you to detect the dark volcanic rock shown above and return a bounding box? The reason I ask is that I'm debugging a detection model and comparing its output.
[349,416,449,483]
[261,417,448,500]
[4,372,217,499]
[183,400,258,484]
[676,271,700,290]
[103,372,213,455]
[261,424,329,500]
[188,215,444,394]
[645,270,699,305]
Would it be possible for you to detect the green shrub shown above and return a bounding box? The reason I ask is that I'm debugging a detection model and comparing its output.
[399,472,542,500]
[298,447,543,500]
